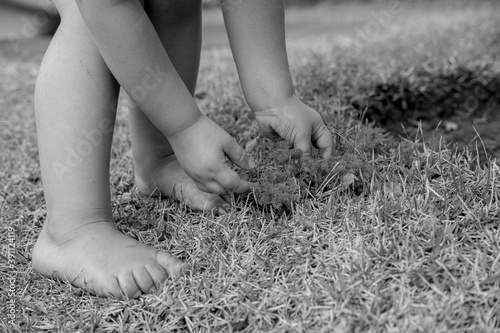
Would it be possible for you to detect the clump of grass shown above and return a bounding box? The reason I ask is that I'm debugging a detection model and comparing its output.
[246,124,393,213]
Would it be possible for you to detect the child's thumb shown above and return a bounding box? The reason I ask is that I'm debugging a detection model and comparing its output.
[312,126,333,159]
[224,140,256,170]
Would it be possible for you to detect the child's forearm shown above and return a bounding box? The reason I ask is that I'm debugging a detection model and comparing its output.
[222,0,294,111]
[75,0,201,136]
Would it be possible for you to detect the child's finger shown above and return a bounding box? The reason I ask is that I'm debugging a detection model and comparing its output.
[206,194,231,215]
[223,140,256,170]
[294,134,313,162]
[239,172,251,181]
[216,168,255,194]
[257,123,282,142]
[312,125,333,159]
[197,180,227,195]
[227,178,256,194]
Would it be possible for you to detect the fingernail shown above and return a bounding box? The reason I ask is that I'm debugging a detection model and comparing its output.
[249,158,256,169]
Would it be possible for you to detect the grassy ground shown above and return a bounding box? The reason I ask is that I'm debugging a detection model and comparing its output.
[1,1,500,332]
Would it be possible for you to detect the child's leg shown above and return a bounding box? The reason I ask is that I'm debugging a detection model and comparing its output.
[32,0,188,299]
[128,0,229,212]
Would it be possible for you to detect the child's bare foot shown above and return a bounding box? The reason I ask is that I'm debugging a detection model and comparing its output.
[134,154,230,212]
[32,219,189,299]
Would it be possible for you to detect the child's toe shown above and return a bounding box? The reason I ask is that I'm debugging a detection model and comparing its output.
[133,266,156,294]
[103,278,125,300]
[118,273,142,299]
[156,251,189,277]
[145,262,169,288]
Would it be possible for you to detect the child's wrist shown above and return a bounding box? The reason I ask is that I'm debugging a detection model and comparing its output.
[250,94,298,114]
[166,113,205,141]
[245,87,295,113]
[165,112,203,138]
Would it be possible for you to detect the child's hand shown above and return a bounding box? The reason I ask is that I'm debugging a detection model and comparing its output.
[168,116,257,195]
[254,96,333,161]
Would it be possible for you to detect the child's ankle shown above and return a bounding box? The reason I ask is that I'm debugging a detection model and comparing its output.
[133,148,174,172]
[133,154,177,191]
[42,208,114,238]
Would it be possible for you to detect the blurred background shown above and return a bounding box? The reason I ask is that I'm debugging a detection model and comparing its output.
[0,0,487,55]
[0,0,430,55]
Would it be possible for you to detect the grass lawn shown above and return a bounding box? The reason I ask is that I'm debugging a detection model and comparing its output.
[1,0,500,332]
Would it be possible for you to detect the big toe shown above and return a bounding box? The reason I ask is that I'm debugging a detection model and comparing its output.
[156,251,190,277]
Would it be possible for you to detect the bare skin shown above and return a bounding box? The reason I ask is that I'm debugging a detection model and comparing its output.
[129,0,230,211]
[74,0,256,193]
[33,0,333,300]
[32,0,189,299]
[33,221,187,299]
[132,0,332,210]
[134,154,231,212]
